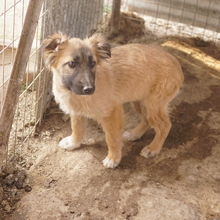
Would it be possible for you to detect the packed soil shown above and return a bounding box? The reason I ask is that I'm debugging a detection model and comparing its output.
[1,36,220,220]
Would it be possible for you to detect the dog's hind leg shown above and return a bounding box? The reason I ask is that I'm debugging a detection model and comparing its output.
[140,99,171,158]
[123,101,149,141]
[59,115,87,151]
[101,105,124,168]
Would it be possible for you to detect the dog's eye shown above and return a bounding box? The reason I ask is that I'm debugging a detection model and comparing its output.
[90,61,96,68]
[68,61,76,68]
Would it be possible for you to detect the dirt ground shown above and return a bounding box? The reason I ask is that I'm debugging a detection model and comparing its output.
[1,36,220,220]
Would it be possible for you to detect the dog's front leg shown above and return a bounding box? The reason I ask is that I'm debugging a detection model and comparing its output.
[101,105,124,168]
[59,115,87,151]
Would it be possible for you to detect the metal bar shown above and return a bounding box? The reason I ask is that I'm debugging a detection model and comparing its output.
[0,0,44,170]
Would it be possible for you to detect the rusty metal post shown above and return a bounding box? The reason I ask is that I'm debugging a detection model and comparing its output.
[110,0,121,36]
[0,0,44,169]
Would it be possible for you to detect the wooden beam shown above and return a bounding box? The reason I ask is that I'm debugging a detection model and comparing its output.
[110,0,121,36]
[0,0,44,169]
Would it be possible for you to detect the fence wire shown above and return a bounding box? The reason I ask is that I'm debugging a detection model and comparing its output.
[122,0,220,44]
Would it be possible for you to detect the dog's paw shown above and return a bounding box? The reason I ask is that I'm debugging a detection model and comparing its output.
[59,136,81,151]
[140,146,159,158]
[102,157,120,168]
[123,131,139,141]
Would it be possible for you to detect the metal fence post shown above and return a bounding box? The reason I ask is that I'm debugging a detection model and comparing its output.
[110,0,121,36]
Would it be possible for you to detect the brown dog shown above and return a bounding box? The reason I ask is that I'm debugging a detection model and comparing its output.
[43,32,184,168]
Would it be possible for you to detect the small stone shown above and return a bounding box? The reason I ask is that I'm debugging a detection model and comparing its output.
[4,174,15,186]
[1,200,11,212]
[1,200,8,206]
[45,131,51,137]
[4,204,12,212]
[24,185,32,192]
[15,170,27,189]
[86,138,95,145]
[61,114,70,123]
[4,162,15,174]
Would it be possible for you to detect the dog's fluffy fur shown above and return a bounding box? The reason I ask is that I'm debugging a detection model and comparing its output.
[43,32,184,168]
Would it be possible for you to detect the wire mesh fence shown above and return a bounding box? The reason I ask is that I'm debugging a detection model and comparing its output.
[0,0,220,170]
[122,0,220,44]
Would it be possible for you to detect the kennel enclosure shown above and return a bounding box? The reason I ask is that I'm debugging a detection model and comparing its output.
[0,0,219,169]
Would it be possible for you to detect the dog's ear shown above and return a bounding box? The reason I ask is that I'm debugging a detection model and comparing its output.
[87,33,111,61]
[43,32,69,69]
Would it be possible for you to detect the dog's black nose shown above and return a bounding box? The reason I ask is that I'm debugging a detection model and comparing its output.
[83,86,94,94]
